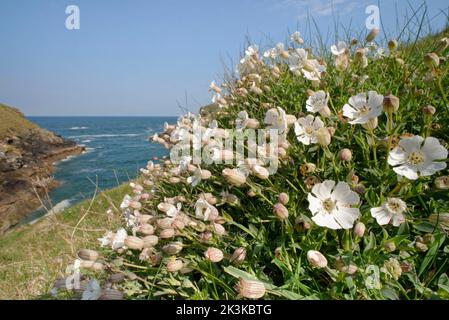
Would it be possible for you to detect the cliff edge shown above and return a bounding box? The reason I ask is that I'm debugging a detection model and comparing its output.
[0,104,85,235]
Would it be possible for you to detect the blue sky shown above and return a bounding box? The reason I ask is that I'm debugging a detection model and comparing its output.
[0,0,447,116]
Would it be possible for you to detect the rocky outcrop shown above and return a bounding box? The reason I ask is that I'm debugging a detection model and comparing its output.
[0,105,85,235]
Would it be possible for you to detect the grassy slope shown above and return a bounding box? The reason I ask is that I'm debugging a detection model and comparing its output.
[0,104,39,139]
[0,184,129,299]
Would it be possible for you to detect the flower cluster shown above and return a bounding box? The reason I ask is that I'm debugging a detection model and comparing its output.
[54,30,449,300]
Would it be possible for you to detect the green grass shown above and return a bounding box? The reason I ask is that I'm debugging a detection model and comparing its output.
[0,184,130,299]
[0,104,39,139]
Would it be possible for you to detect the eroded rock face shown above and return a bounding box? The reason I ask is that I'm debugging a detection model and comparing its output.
[0,128,85,235]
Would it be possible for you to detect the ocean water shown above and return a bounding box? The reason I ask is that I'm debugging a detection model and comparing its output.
[22,116,175,224]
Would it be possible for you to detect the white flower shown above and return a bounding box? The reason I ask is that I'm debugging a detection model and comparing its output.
[306,91,330,114]
[245,44,259,57]
[120,195,132,209]
[307,180,360,229]
[112,228,127,250]
[98,231,114,247]
[187,167,202,187]
[290,31,304,44]
[288,48,308,74]
[342,91,384,124]
[263,43,285,59]
[302,59,326,81]
[294,115,324,145]
[370,198,407,226]
[331,41,348,56]
[82,279,102,300]
[178,156,192,173]
[388,135,448,180]
[264,107,288,142]
[236,111,249,130]
[195,198,219,221]
[166,202,182,218]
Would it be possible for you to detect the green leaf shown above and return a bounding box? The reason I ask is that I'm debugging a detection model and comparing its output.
[413,221,436,233]
[381,286,399,300]
[418,234,446,277]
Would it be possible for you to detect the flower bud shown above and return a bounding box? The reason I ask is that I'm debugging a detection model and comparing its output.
[300,163,316,176]
[429,213,449,231]
[384,241,396,252]
[424,53,440,68]
[246,118,260,129]
[204,247,224,262]
[222,168,247,187]
[340,148,353,162]
[362,117,378,131]
[422,105,436,115]
[167,259,184,272]
[160,228,176,239]
[273,203,289,220]
[415,241,428,252]
[383,94,400,113]
[162,242,184,255]
[435,37,449,54]
[388,39,398,51]
[230,248,247,266]
[139,223,154,236]
[142,235,159,248]
[201,169,212,180]
[278,193,289,205]
[200,231,213,243]
[77,249,99,262]
[307,250,327,268]
[247,190,257,197]
[236,278,266,299]
[294,217,311,232]
[100,289,124,300]
[124,236,144,250]
[366,27,380,42]
[353,222,365,238]
[316,127,331,146]
[252,165,270,180]
[435,176,449,190]
[335,257,358,274]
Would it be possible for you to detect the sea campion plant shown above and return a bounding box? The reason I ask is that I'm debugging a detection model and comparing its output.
[53,27,449,300]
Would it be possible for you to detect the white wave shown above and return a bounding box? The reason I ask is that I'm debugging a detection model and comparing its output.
[82,147,95,154]
[68,133,143,139]
[60,155,75,162]
[81,139,92,143]
[70,126,89,130]
[28,199,72,225]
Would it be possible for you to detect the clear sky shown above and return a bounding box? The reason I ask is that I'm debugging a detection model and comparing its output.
[0,0,447,116]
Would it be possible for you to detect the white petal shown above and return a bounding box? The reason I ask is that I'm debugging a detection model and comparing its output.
[331,182,359,205]
[307,194,322,214]
[342,104,357,119]
[333,207,359,229]
[312,212,341,229]
[393,164,419,180]
[422,137,448,160]
[399,136,423,154]
[419,162,447,176]
[370,207,391,225]
[391,213,405,227]
[348,93,367,109]
[388,147,407,166]
[367,91,383,109]
[312,180,335,200]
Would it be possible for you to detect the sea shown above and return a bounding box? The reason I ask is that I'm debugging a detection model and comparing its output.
[21,116,176,224]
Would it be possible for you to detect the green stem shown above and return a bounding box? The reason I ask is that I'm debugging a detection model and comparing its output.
[437,76,449,114]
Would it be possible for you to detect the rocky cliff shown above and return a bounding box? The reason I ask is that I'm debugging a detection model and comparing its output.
[0,104,85,235]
